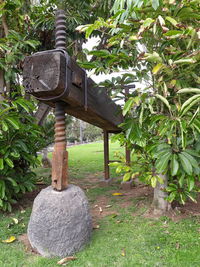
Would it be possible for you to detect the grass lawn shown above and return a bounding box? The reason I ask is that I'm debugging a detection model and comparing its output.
[0,141,200,267]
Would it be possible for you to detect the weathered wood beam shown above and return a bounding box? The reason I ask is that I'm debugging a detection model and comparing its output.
[23,51,123,132]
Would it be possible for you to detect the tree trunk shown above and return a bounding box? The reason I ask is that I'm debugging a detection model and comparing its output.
[41,147,52,168]
[152,173,171,215]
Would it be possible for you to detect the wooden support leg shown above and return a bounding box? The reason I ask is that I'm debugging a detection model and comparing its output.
[120,145,133,190]
[52,102,68,191]
[125,145,131,166]
[103,130,110,180]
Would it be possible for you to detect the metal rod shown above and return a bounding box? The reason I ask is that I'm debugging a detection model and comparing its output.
[51,10,68,190]
[103,130,110,180]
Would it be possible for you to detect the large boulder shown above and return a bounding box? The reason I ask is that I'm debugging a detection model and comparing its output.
[28,185,92,257]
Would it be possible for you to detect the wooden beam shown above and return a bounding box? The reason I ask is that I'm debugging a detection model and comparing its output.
[23,51,123,132]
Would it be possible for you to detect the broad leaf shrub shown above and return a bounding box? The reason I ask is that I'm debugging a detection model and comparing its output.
[0,98,44,211]
[80,0,200,205]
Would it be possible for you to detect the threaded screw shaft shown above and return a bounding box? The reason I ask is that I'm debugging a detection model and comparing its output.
[54,102,66,149]
[55,10,66,50]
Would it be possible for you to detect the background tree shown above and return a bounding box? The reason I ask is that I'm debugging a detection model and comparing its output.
[79,0,200,214]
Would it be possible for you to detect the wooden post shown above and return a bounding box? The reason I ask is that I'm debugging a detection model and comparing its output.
[125,145,131,166]
[52,102,68,190]
[103,130,110,180]
[124,86,131,166]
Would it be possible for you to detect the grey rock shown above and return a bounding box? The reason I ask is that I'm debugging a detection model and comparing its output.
[28,185,92,257]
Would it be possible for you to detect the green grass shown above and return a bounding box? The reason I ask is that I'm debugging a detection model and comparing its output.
[36,141,124,182]
[0,141,200,267]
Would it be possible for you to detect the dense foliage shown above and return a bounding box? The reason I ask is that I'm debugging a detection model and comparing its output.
[79,0,200,209]
[0,98,45,211]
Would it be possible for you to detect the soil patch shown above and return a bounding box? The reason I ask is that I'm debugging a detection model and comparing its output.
[18,234,38,254]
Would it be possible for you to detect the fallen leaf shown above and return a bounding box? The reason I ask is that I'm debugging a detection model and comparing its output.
[36,181,46,185]
[105,205,112,208]
[116,220,122,224]
[93,225,100,229]
[12,218,19,224]
[112,193,123,196]
[57,256,77,265]
[176,243,180,249]
[164,230,170,234]
[121,248,126,256]
[2,236,16,243]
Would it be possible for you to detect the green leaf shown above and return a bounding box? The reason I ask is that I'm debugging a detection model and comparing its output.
[178,153,193,175]
[88,50,110,57]
[6,117,19,129]
[155,94,171,111]
[145,52,162,63]
[152,63,164,75]
[174,58,196,64]
[181,152,199,169]
[166,16,178,27]
[189,107,199,125]
[188,177,195,192]
[0,180,5,199]
[123,98,134,116]
[5,158,14,168]
[185,149,200,158]
[167,191,176,203]
[171,154,179,176]
[151,176,157,188]
[152,0,159,10]
[143,18,155,27]
[24,40,39,49]
[15,98,30,112]
[116,165,122,174]
[180,95,200,116]
[155,151,171,173]
[187,193,197,203]
[158,15,165,26]
[79,62,96,69]
[179,175,185,187]
[177,88,200,94]
[164,30,182,36]
[0,158,4,170]
[123,172,131,182]
[2,121,8,131]
[15,140,29,153]
[7,177,18,187]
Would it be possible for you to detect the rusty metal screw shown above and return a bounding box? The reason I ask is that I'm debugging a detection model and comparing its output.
[55,10,66,51]
[54,102,66,149]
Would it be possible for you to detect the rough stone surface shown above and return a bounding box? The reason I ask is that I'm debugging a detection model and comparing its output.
[28,185,92,257]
